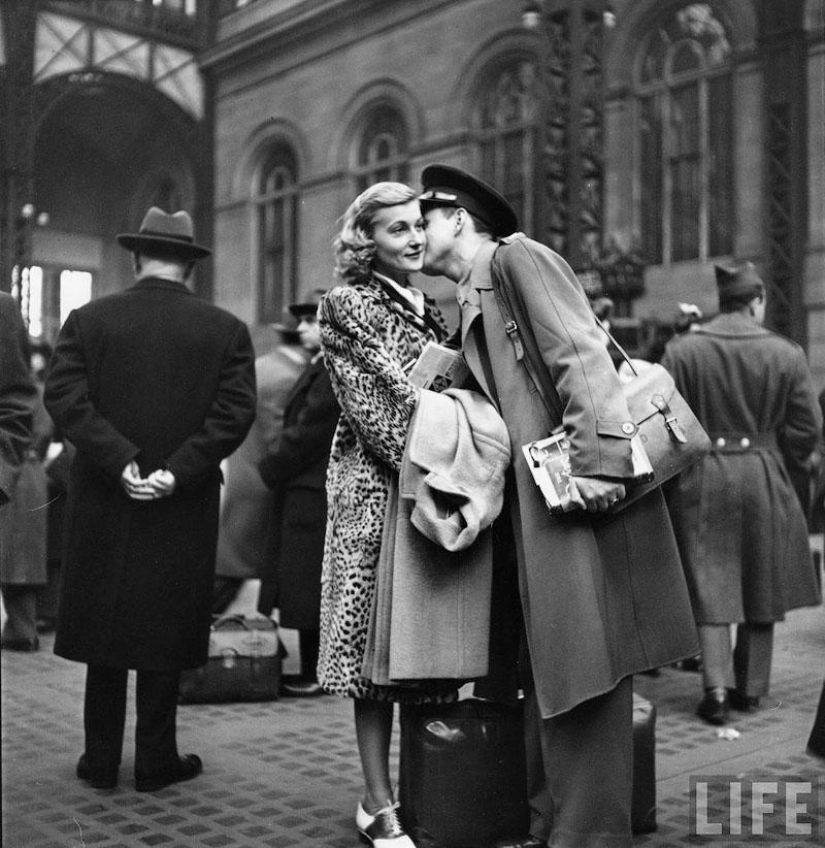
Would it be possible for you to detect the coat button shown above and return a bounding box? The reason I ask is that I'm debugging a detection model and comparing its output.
[740,437,750,449]
[715,437,726,448]
[622,421,635,435]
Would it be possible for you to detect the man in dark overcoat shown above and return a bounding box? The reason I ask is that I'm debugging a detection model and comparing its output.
[420,165,698,848]
[661,262,821,725]
[0,291,36,507]
[258,293,339,696]
[44,207,256,792]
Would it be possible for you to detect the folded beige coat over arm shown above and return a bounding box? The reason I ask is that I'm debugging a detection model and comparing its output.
[363,387,511,685]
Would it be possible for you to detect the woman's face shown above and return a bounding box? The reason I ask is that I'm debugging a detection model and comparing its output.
[370,200,426,282]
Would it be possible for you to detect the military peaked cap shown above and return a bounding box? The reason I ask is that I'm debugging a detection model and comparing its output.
[420,164,518,238]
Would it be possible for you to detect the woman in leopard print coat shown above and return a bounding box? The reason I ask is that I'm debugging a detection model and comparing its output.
[318,182,453,845]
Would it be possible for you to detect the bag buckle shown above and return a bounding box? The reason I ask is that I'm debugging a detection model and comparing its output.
[651,394,688,444]
[503,320,525,361]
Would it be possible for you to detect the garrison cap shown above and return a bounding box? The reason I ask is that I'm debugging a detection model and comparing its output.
[419,164,518,238]
[714,261,764,300]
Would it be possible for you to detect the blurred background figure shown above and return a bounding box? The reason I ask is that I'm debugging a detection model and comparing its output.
[661,261,822,726]
[0,296,40,652]
[674,302,703,335]
[258,290,339,697]
[212,316,309,615]
[0,292,36,507]
[26,340,74,638]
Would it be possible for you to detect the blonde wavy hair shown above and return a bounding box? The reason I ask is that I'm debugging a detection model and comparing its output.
[333,182,419,282]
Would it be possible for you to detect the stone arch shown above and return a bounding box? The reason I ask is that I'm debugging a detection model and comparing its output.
[333,78,424,174]
[454,28,544,134]
[235,119,309,201]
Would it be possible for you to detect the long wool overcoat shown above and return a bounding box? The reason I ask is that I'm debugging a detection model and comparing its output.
[466,235,699,719]
[0,386,52,585]
[215,344,307,583]
[660,313,822,624]
[316,276,453,703]
[44,277,256,671]
[258,355,340,630]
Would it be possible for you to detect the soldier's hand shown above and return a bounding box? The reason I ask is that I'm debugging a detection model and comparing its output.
[569,476,626,513]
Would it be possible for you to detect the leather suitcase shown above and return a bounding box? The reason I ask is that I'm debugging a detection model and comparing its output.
[179,614,282,704]
[632,692,657,833]
[398,698,529,848]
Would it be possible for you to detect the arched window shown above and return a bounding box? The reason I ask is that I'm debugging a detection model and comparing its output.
[354,105,409,193]
[476,59,542,237]
[637,3,733,265]
[254,142,298,323]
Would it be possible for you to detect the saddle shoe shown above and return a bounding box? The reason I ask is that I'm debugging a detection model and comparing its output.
[135,753,203,792]
[356,800,416,848]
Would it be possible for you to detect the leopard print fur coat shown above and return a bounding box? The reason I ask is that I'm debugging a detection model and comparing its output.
[317,275,457,702]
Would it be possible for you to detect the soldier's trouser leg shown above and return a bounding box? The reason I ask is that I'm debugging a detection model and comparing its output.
[733,623,773,698]
[529,675,634,848]
[698,624,736,691]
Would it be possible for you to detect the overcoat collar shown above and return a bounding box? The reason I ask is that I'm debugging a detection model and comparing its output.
[697,312,769,339]
[131,276,193,296]
[458,240,499,403]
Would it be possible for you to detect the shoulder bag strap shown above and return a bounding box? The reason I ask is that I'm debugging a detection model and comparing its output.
[593,315,638,379]
[490,248,564,428]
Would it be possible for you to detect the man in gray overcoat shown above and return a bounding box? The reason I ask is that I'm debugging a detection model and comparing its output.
[661,261,822,725]
[420,165,698,848]
[44,207,256,792]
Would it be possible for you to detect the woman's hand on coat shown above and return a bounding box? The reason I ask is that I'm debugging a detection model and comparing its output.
[569,476,626,513]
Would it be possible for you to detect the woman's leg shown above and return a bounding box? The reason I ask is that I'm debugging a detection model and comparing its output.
[355,698,395,811]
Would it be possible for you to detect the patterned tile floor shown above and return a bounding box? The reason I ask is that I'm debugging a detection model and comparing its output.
[3,596,824,847]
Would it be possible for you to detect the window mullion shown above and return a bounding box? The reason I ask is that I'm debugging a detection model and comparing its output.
[698,77,709,262]
[662,90,673,266]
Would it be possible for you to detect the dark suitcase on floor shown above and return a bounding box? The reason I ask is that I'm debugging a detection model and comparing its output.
[632,692,657,833]
[179,614,282,704]
[399,698,529,848]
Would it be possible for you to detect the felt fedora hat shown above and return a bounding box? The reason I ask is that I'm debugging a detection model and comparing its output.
[288,288,327,319]
[117,207,212,259]
[419,164,519,238]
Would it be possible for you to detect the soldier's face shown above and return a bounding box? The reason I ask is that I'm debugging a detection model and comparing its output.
[421,207,457,278]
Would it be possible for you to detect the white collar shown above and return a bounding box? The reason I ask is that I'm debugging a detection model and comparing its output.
[374,271,425,317]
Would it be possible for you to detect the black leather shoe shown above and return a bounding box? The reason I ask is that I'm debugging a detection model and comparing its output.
[135,754,203,792]
[728,690,760,712]
[280,680,325,698]
[697,687,729,725]
[494,836,548,848]
[76,754,118,789]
